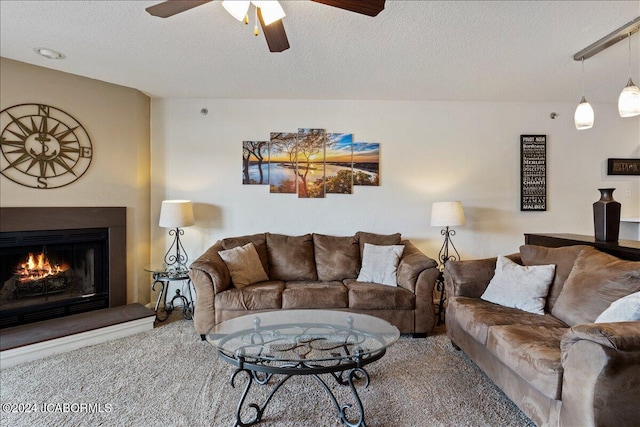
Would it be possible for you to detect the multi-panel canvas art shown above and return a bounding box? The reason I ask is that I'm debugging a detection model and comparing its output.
[243,128,379,198]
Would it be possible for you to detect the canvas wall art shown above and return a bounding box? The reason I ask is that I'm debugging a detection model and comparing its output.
[242,128,380,198]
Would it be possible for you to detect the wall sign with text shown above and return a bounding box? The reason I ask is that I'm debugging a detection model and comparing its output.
[607,158,640,176]
[520,135,546,211]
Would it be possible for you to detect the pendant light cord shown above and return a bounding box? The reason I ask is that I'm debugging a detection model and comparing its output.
[581,58,585,96]
[628,33,632,78]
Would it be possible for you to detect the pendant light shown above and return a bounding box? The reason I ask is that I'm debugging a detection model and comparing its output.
[575,58,594,130]
[618,34,640,117]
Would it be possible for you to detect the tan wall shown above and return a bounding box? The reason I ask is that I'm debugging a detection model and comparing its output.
[0,58,151,305]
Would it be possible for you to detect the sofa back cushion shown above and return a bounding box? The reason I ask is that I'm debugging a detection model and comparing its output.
[519,244,589,312]
[356,231,401,258]
[551,246,640,326]
[313,234,360,281]
[222,233,269,276]
[266,233,318,281]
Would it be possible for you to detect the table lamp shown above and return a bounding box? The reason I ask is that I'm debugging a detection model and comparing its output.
[431,201,466,324]
[159,200,195,272]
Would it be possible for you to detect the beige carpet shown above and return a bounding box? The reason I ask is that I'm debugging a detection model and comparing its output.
[0,318,534,427]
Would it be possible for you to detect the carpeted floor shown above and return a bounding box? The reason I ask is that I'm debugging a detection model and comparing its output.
[0,317,534,427]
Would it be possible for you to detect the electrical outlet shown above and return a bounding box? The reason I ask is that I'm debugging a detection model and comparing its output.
[626,188,632,199]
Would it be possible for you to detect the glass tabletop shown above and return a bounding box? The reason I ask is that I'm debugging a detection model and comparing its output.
[144,264,190,278]
[206,310,400,364]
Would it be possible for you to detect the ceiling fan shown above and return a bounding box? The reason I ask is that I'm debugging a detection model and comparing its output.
[145,0,385,53]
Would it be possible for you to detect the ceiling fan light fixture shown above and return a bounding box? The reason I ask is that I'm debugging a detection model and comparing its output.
[252,1,285,26]
[222,1,250,22]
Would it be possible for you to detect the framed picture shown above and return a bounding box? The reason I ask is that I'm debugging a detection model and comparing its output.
[607,158,640,176]
[520,135,546,211]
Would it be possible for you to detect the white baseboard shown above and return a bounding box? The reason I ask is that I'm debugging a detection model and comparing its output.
[0,316,155,369]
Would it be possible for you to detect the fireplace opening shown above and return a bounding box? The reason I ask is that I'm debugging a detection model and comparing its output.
[0,228,109,328]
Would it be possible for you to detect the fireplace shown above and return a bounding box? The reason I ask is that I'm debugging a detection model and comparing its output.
[0,207,126,329]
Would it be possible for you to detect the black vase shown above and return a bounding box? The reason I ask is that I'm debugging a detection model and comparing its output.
[593,188,621,242]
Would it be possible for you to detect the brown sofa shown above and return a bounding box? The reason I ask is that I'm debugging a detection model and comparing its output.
[444,244,640,427]
[189,232,440,337]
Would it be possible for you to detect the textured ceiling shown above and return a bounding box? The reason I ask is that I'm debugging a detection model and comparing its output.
[1,1,639,102]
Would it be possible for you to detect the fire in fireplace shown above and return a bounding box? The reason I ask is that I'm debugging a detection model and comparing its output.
[0,228,109,328]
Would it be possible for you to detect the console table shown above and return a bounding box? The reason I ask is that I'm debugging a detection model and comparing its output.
[524,233,640,261]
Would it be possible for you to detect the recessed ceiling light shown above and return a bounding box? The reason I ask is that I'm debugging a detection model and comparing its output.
[34,47,66,60]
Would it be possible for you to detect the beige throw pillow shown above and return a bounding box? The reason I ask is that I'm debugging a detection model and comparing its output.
[218,242,268,289]
[481,255,556,315]
[356,243,405,287]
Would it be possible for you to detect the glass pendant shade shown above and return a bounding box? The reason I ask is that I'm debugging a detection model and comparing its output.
[252,1,285,25]
[222,1,250,21]
[222,1,285,26]
[618,78,640,117]
[574,96,594,130]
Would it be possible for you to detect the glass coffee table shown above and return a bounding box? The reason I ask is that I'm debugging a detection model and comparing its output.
[206,310,400,427]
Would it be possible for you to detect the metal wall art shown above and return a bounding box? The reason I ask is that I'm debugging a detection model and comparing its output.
[0,103,93,189]
[242,128,380,198]
[520,135,547,211]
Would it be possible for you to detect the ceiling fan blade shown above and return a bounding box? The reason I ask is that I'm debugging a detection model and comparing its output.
[311,0,385,17]
[258,9,290,53]
[146,0,213,18]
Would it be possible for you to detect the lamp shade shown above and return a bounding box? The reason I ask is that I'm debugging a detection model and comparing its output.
[159,200,195,228]
[431,201,466,227]
[618,78,640,117]
[574,96,594,130]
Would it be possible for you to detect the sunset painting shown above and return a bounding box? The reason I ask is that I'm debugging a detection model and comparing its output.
[324,133,354,194]
[242,128,381,197]
[269,132,298,194]
[242,141,269,185]
[296,128,326,198]
[352,142,379,186]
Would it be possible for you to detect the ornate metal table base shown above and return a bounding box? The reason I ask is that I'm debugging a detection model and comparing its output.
[152,274,193,322]
[228,357,372,427]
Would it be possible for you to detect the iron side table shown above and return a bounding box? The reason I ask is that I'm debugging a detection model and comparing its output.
[145,265,193,322]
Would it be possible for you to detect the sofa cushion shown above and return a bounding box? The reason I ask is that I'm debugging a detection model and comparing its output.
[356,231,401,258]
[215,281,284,311]
[480,255,555,315]
[282,281,348,309]
[222,233,269,276]
[519,244,588,312]
[266,233,318,281]
[218,242,269,289]
[448,296,568,345]
[487,325,567,400]
[313,234,360,281]
[595,292,640,323]
[552,247,640,326]
[356,243,405,286]
[345,280,415,310]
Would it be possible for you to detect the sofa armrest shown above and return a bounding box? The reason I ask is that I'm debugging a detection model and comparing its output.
[189,241,231,294]
[397,240,438,293]
[559,322,640,427]
[443,253,521,298]
[188,241,231,335]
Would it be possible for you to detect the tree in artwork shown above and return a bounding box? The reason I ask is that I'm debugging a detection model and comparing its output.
[269,132,298,193]
[296,128,326,198]
[242,141,269,185]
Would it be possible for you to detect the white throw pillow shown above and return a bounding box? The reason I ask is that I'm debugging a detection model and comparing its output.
[595,291,640,323]
[218,242,269,289]
[356,243,405,287]
[480,255,556,315]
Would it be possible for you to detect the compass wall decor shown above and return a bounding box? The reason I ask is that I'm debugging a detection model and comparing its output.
[0,103,93,189]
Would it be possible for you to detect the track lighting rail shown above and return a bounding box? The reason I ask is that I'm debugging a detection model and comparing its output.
[573,16,640,61]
